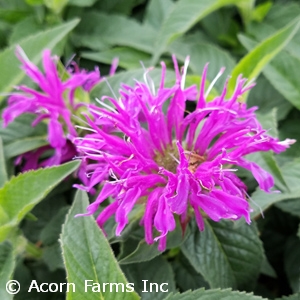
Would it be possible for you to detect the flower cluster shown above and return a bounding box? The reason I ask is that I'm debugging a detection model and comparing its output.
[75,56,294,251]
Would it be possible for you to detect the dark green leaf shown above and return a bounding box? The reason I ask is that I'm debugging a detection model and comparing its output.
[181,220,264,290]
[122,256,176,300]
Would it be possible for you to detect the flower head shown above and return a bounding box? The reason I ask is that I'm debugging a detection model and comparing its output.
[75,56,294,251]
[2,47,104,168]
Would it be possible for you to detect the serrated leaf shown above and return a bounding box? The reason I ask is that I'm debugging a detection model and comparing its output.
[122,256,176,300]
[61,190,140,300]
[0,242,15,300]
[0,161,80,242]
[275,294,300,300]
[164,288,267,300]
[0,137,8,188]
[228,16,300,96]
[151,0,247,64]
[0,18,79,100]
[181,220,264,290]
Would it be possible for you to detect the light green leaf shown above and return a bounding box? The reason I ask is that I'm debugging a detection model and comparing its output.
[61,190,140,300]
[228,16,300,96]
[151,0,247,65]
[239,33,300,110]
[0,138,8,188]
[0,161,80,242]
[0,242,15,300]
[181,220,264,290]
[144,0,174,30]
[43,0,68,14]
[0,18,79,100]
[165,288,267,300]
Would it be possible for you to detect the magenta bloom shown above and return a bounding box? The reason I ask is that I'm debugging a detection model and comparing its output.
[2,46,101,168]
[75,56,294,251]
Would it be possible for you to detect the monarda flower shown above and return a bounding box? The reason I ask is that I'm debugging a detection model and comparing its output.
[75,56,294,251]
[2,46,108,169]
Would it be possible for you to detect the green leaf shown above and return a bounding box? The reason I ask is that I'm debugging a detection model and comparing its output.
[0,18,79,100]
[164,288,267,300]
[0,161,80,242]
[275,294,300,300]
[73,12,155,53]
[119,217,190,264]
[0,242,15,300]
[61,190,140,300]
[228,16,300,96]
[119,241,161,265]
[181,220,264,290]
[251,1,272,22]
[81,47,151,70]
[122,256,176,300]
[144,0,174,30]
[151,0,247,65]
[0,114,48,158]
[239,33,300,110]
[42,242,64,272]
[172,252,209,291]
[40,206,69,246]
[0,138,8,188]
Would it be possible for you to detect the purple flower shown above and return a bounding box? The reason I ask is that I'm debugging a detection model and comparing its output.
[75,56,295,251]
[2,46,106,168]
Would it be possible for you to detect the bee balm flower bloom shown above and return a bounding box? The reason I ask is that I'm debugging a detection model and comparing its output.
[75,56,294,251]
[2,46,103,168]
